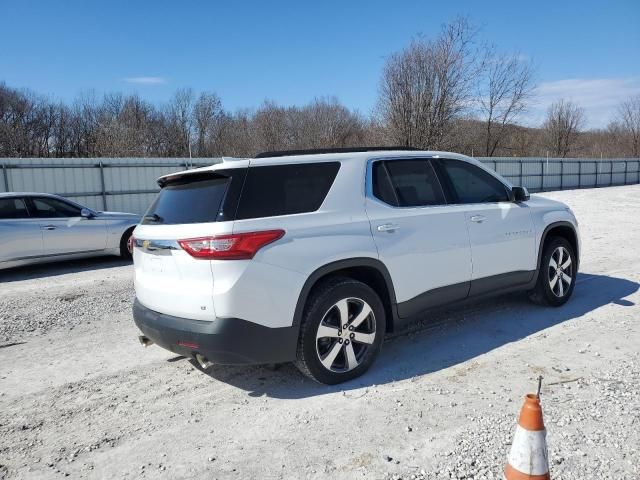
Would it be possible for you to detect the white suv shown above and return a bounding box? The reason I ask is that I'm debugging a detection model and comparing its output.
[132,148,580,384]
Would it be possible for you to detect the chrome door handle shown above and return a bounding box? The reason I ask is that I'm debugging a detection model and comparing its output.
[42,225,57,230]
[377,223,400,232]
[470,215,486,223]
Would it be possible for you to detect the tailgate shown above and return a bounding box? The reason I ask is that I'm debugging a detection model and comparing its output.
[132,169,241,320]
[133,225,224,321]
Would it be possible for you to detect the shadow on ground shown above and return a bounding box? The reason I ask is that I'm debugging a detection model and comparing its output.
[0,256,131,283]
[196,272,638,399]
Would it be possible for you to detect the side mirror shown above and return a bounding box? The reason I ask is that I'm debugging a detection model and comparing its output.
[512,186,530,202]
[81,208,94,218]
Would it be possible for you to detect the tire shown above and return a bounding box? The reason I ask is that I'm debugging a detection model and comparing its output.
[528,236,577,307]
[119,228,134,260]
[294,277,386,384]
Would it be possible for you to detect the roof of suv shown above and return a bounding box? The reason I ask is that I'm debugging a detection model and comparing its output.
[158,150,481,184]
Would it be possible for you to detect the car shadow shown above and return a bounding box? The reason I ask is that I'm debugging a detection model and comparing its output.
[197,272,638,399]
[0,256,131,283]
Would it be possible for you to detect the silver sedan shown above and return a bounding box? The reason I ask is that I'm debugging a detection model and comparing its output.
[0,192,141,270]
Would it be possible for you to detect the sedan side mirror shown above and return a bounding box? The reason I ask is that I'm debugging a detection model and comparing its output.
[81,208,95,218]
[512,186,530,202]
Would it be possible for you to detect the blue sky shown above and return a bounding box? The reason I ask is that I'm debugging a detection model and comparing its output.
[1,0,639,128]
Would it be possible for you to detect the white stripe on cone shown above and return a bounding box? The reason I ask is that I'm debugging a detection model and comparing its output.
[507,425,550,476]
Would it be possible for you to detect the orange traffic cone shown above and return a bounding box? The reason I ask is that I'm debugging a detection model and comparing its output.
[504,378,550,479]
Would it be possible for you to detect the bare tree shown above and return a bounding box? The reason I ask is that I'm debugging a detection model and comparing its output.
[253,101,292,152]
[479,51,535,156]
[166,88,194,157]
[295,97,365,148]
[217,109,256,157]
[615,95,640,157]
[193,92,224,156]
[377,17,481,149]
[543,99,585,157]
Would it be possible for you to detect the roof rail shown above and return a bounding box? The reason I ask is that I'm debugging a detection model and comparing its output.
[254,146,419,158]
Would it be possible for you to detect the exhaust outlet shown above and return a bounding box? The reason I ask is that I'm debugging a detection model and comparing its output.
[195,353,213,370]
[138,335,154,347]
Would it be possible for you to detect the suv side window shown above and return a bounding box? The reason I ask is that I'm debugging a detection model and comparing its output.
[0,198,30,219]
[30,197,82,218]
[235,162,340,220]
[372,159,445,207]
[436,159,510,204]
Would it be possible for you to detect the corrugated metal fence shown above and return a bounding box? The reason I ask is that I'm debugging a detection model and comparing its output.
[1,157,639,214]
[481,157,640,194]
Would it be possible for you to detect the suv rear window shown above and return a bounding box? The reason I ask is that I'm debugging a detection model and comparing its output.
[235,162,340,220]
[143,174,232,225]
[144,162,340,225]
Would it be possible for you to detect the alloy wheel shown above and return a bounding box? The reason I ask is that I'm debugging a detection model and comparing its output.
[315,297,376,373]
[548,246,573,297]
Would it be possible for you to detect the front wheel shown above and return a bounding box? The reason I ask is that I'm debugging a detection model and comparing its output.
[294,277,386,384]
[119,228,135,260]
[528,237,577,306]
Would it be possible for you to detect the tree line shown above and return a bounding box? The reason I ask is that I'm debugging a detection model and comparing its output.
[1,18,639,159]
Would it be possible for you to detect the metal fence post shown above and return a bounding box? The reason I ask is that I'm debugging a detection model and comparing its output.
[540,160,544,191]
[1,164,8,192]
[609,161,613,186]
[98,161,107,210]
[594,161,598,187]
[519,160,523,187]
[578,161,582,188]
[560,161,564,190]
[624,160,628,185]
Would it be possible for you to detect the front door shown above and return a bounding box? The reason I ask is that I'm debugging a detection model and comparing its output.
[28,196,107,255]
[433,159,536,296]
[365,158,472,318]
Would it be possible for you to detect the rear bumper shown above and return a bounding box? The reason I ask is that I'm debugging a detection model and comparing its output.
[132,299,298,365]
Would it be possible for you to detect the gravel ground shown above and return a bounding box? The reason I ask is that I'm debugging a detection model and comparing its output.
[0,185,639,480]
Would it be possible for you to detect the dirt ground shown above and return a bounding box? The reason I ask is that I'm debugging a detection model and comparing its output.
[1,185,639,480]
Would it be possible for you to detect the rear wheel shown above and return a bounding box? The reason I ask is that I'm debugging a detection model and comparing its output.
[528,237,576,306]
[294,277,385,384]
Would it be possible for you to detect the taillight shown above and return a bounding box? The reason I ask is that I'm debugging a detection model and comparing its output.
[178,229,285,260]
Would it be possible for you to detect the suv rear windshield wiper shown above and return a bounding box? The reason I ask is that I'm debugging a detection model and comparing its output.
[143,213,163,223]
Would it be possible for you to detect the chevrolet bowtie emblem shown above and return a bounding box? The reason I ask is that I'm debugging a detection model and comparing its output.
[143,239,150,249]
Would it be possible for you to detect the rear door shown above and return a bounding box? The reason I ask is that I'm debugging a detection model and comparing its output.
[0,197,43,263]
[433,159,536,295]
[133,170,244,321]
[365,158,472,318]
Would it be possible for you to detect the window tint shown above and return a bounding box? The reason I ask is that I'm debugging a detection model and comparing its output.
[144,174,232,225]
[31,197,82,218]
[235,162,340,220]
[373,159,445,207]
[0,198,29,219]
[438,159,509,204]
[372,162,398,206]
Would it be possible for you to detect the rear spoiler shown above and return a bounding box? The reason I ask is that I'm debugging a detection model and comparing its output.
[157,159,250,187]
